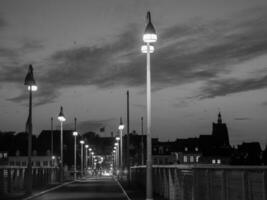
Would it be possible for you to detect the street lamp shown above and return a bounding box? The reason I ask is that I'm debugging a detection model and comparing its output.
[58,106,66,183]
[80,140,84,176]
[118,117,124,170]
[73,118,78,180]
[142,11,157,200]
[85,144,89,173]
[24,64,37,194]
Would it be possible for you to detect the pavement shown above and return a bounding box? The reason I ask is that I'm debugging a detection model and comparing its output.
[13,177,132,200]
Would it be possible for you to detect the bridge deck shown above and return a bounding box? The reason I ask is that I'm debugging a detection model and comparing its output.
[24,177,130,200]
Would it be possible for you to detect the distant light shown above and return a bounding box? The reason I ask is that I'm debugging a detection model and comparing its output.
[73,131,78,136]
[85,144,89,148]
[143,12,157,43]
[115,142,118,146]
[28,85,38,91]
[115,136,120,141]
[89,148,92,151]
[51,155,55,160]
[58,106,66,122]
[80,140,84,144]
[118,124,124,131]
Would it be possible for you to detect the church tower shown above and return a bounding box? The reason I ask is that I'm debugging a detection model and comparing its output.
[212,112,230,147]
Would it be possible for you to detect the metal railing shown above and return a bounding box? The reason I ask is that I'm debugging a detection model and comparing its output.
[130,164,267,200]
[0,166,60,194]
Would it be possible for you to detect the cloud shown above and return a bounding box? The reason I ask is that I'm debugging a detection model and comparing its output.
[234,117,251,121]
[0,15,7,29]
[196,74,267,99]
[7,6,267,105]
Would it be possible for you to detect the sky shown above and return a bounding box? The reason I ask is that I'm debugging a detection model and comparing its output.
[0,0,267,147]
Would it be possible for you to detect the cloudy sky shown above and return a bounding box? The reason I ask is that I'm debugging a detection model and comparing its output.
[1,0,267,146]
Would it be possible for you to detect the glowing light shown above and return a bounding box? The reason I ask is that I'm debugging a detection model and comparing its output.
[73,131,78,136]
[80,140,84,144]
[58,116,66,122]
[28,85,38,91]
[141,45,154,53]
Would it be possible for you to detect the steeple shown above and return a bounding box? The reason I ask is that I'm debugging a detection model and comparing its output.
[218,112,222,124]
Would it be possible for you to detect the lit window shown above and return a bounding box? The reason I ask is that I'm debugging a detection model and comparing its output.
[196,156,200,163]
[185,147,188,152]
[183,156,188,163]
[217,159,221,164]
[195,147,199,152]
[190,156,194,163]
[212,159,216,164]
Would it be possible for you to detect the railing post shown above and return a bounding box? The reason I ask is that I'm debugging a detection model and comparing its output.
[264,170,267,200]
[242,170,249,200]
[7,168,11,193]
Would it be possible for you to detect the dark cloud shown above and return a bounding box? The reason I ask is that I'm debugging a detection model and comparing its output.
[234,117,251,121]
[0,15,7,29]
[196,74,267,99]
[7,7,267,105]
[20,39,44,52]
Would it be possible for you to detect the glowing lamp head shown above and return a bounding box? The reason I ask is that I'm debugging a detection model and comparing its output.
[58,106,66,122]
[85,144,89,149]
[80,140,84,144]
[118,117,124,131]
[113,150,116,153]
[51,155,55,160]
[73,131,78,136]
[141,45,154,53]
[115,142,118,146]
[25,65,37,91]
[143,11,157,43]
[89,148,92,151]
[115,136,120,141]
[28,85,38,91]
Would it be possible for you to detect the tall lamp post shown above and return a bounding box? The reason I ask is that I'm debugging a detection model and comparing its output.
[24,64,37,194]
[118,118,124,171]
[58,106,66,183]
[73,118,78,180]
[115,136,120,168]
[142,11,157,200]
[80,140,84,176]
[85,144,89,174]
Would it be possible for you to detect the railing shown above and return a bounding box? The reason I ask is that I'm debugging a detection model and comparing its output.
[0,166,60,194]
[130,164,267,200]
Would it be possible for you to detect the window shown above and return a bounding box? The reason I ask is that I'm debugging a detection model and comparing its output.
[217,159,221,164]
[212,159,216,164]
[22,161,26,166]
[43,161,48,166]
[10,161,15,166]
[35,161,40,167]
[185,147,188,152]
[190,156,194,163]
[16,161,20,166]
[195,147,199,152]
[183,156,188,163]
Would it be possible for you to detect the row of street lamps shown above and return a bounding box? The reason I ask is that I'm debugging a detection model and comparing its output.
[25,11,157,199]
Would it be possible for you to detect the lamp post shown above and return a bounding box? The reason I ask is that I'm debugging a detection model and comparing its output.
[73,118,78,180]
[118,118,124,170]
[51,117,54,163]
[24,64,37,194]
[85,144,89,174]
[142,11,157,200]
[80,140,84,176]
[141,116,144,165]
[58,106,66,183]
